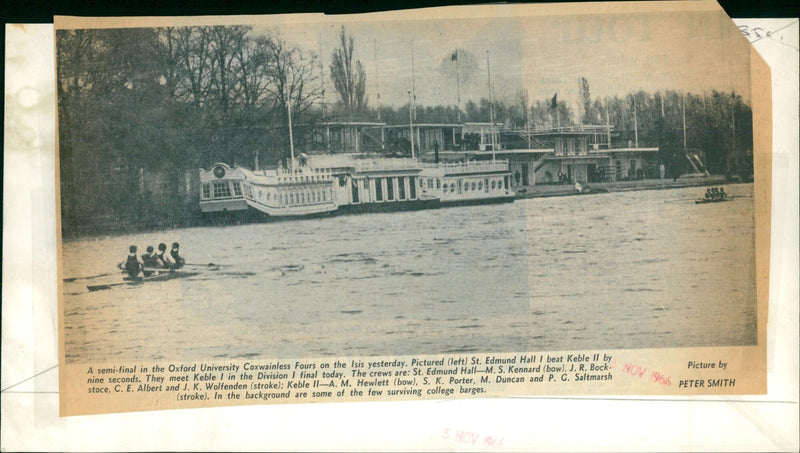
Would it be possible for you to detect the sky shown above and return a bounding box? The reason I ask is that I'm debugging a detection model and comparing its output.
[251,4,752,115]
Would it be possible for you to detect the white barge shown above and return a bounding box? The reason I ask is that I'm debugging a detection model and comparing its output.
[199,155,514,220]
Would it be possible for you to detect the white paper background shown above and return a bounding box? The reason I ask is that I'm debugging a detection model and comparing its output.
[2,18,798,451]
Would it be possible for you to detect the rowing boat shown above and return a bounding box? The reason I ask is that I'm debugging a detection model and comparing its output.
[694,197,728,204]
[87,269,200,291]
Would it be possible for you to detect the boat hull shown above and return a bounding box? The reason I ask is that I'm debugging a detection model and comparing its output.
[337,197,441,215]
[88,270,200,291]
[440,194,515,207]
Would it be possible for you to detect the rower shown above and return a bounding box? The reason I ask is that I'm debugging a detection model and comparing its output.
[170,242,185,269]
[141,245,159,276]
[157,243,175,270]
[705,188,712,200]
[123,245,144,279]
[719,187,727,199]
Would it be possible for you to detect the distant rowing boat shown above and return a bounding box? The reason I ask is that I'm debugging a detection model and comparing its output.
[695,197,728,204]
[87,269,201,291]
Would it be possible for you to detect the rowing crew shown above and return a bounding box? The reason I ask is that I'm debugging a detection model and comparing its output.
[122,242,185,278]
[704,187,727,201]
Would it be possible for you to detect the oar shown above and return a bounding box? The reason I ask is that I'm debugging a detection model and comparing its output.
[63,271,117,282]
[87,281,140,292]
[184,262,221,268]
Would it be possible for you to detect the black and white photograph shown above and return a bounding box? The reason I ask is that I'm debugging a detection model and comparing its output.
[4,0,797,448]
[53,1,767,414]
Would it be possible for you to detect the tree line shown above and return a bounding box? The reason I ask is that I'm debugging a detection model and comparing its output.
[57,26,752,236]
[58,25,358,234]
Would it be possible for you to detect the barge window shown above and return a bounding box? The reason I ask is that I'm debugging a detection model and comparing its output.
[375,179,383,201]
[232,181,243,197]
[428,179,434,189]
[352,180,360,203]
[213,182,231,198]
[387,178,394,200]
[409,177,416,199]
[479,181,483,191]
[450,183,455,193]
[202,184,211,199]
[471,181,477,191]
[398,177,406,200]
[436,179,441,189]
[491,180,496,190]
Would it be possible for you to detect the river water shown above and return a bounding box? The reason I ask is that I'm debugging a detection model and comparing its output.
[62,184,757,363]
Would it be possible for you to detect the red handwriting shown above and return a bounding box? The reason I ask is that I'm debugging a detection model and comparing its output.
[623,362,646,378]
[651,371,671,386]
[622,363,671,386]
[442,429,505,448]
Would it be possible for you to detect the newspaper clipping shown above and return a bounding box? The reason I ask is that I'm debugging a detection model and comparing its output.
[56,0,770,416]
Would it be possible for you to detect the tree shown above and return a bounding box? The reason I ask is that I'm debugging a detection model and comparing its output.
[167,26,214,109]
[206,26,252,118]
[516,89,530,129]
[579,77,593,124]
[438,48,478,117]
[262,34,323,159]
[526,95,574,129]
[330,26,367,114]
[56,28,188,233]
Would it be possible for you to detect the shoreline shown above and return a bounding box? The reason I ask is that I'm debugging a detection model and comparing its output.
[61,176,749,239]
[515,175,740,199]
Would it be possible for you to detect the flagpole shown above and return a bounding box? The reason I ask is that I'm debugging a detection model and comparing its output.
[524,89,530,149]
[374,38,380,122]
[288,97,295,169]
[455,50,461,123]
[411,42,416,121]
[318,33,325,120]
[487,50,495,161]
[681,92,687,150]
[318,33,330,153]
[409,91,415,159]
[606,100,611,148]
[411,43,419,155]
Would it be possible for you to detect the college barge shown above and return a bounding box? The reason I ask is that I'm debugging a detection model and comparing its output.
[199,121,713,220]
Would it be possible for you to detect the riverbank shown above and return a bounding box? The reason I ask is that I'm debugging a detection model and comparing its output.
[515,175,734,199]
